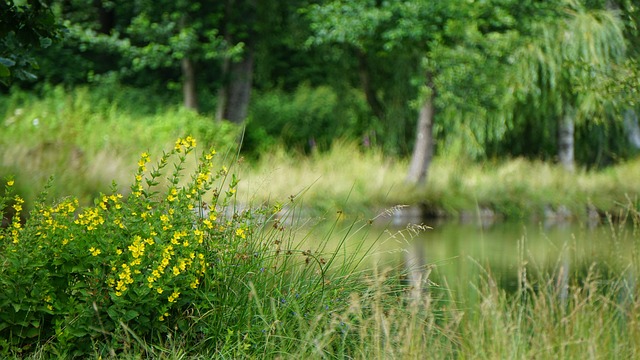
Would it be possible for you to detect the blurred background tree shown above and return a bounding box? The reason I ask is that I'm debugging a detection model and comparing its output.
[2,0,639,176]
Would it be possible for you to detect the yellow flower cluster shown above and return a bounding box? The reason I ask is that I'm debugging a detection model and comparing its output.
[138,152,150,171]
[115,264,134,296]
[43,294,54,311]
[166,187,178,202]
[35,199,78,243]
[7,195,25,244]
[12,195,23,213]
[202,212,217,230]
[168,290,180,303]
[160,213,172,230]
[132,152,151,197]
[170,230,188,246]
[128,235,146,258]
[99,193,123,211]
[174,136,197,152]
[74,207,104,231]
[89,247,101,256]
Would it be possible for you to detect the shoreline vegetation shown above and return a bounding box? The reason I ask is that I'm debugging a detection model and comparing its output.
[1,137,639,358]
[3,133,640,224]
[238,146,640,223]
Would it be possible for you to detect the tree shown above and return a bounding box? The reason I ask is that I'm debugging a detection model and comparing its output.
[0,0,62,86]
[307,0,521,184]
[51,0,241,112]
[507,1,626,171]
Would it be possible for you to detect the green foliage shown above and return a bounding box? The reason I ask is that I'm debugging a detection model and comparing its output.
[0,85,239,207]
[244,84,369,155]
[0,0,63,85]
[0,138,220,355]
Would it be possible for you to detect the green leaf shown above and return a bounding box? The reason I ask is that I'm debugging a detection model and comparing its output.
[133,285,150,297]
[124,309,139,321]
[107,305,120,320]
[23,327,40,338]
[39,37,52,48]
[0,65,10,78]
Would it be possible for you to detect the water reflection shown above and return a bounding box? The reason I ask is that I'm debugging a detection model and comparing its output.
[379,218,638,295]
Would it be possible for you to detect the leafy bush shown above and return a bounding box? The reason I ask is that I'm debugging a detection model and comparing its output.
[244,84,370,156]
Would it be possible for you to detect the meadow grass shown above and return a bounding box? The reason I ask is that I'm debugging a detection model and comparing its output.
[238,148,640,220]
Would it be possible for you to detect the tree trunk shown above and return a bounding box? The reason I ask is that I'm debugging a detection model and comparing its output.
[215,50,254,123]
[357,51,384,121]
[181,57,198,111]
[406,89,435,185]
[624,108,640,149]
[215,56,230,122]
[95,0,115,35]
[558,105,575,171]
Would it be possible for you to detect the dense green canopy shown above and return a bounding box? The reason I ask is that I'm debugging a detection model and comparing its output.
[3,0,640,175]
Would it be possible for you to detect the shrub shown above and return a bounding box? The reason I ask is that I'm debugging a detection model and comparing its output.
[244,84,370,156]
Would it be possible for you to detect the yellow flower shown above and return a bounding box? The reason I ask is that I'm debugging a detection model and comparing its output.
[235,228,246,239]
[190,278,200,289]
[7,180,14,186]
[89,247,101,256]
[168,291,180,303]
[12,196,24,212]
[157,287,164,294]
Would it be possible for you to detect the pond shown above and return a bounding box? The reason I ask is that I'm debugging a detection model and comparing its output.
[371,216,639,296]
[290,210,639,299]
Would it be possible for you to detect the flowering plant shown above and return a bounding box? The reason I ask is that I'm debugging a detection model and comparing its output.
[0,137,260,356]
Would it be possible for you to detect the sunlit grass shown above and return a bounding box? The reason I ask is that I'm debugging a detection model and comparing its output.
[238,146,640,219]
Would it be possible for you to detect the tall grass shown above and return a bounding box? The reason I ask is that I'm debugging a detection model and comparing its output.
[238,147,640,219]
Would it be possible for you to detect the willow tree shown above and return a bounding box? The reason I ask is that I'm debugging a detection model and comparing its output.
[509,1,626,171]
